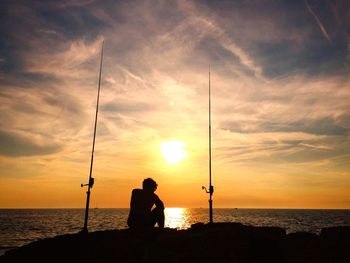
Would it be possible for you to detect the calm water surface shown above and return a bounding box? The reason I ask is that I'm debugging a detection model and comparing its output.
[1,208,350,255]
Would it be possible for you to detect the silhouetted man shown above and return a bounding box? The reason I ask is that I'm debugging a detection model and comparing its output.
[127,178,165,229]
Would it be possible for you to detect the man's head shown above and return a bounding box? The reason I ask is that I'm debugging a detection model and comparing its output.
[143,178,158,192]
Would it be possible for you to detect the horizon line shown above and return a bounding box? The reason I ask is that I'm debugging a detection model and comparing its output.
[0,207,349,210]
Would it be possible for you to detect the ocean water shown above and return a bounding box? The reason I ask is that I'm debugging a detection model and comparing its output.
[1,208,350,255]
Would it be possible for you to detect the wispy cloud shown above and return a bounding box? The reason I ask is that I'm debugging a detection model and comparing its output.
[305,0,332,44]
[24,38,103,79]
[0,130,62,157]
[35,29,59,36]
[222,117,349,136]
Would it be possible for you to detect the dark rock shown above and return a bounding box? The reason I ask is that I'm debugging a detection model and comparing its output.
[1,223,350,263]
[283,232,319,263]
[318,226,350,263]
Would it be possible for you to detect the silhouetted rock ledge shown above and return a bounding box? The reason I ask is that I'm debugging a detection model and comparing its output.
[2,223,350,263]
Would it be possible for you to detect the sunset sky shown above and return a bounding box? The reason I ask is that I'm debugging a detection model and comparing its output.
[0,0,349,209]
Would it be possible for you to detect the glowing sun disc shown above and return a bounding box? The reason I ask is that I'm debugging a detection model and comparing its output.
[160,141,188,164]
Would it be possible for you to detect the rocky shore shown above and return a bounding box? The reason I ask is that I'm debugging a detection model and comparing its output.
[1,222,350,263]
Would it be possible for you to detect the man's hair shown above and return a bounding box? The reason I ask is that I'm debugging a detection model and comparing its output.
[143,178,157,190]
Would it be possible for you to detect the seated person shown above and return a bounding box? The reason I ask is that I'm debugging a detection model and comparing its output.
[127,178,165,229]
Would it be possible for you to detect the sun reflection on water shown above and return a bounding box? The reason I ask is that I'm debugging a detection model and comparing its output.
[164,208,190,229]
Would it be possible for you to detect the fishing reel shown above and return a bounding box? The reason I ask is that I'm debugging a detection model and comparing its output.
[81,177,94,188]
[202,185,214,194]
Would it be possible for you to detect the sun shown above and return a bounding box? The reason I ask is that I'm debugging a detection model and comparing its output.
[160,141,188,165]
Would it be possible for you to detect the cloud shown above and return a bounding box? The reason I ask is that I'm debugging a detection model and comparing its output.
[24,38,103,79]
[222,117,349,136]
[101,102,154,113]
[0,130,62,157]
[177,1,263,77]
[305,0,332,44]
[55,0,96,8]
[35,29,58,36]
[215,134,350,166]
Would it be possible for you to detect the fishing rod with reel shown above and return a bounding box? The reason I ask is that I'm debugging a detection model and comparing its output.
[81,41,104,233]
[202,65,214,224]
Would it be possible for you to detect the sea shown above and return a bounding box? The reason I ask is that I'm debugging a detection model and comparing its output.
[1,208,350,256]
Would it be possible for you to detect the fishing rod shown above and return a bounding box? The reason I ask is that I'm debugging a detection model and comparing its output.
[81,41,104,233]
[202,65,214,224]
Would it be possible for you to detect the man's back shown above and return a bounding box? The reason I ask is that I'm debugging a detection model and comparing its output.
[129,189,158,215]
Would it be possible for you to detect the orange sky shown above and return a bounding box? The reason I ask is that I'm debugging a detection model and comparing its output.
[0,0,350,209]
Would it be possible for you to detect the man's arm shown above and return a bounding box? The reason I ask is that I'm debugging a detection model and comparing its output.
[154,194,164,210]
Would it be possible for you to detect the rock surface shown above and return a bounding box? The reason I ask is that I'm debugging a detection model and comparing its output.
[1,223,350,263]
